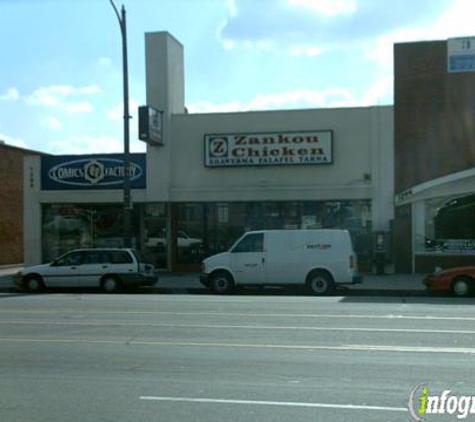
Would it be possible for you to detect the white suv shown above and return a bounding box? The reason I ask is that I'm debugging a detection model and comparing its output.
[15,248,157,293]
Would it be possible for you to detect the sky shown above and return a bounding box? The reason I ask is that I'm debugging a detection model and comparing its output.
[0,0,474,155]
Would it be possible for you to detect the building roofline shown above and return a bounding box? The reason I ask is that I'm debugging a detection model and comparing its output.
[144,31,184,48]
[394,39,447,47]
[175,104,393,118]
[0,142,49,156]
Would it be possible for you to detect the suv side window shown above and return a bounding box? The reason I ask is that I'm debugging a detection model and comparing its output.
[108,251,133,264]
[55,251,84,266]
[232,233,264,253]
[83,251,109,265]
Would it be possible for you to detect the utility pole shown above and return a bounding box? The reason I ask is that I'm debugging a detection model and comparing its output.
[109,0,132,247]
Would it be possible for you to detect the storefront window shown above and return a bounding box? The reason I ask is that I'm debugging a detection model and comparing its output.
[42,204,140,263]
[424,195,475,253]
[141,204,168,269]
[176,200,372,267]
[174,204,207,266]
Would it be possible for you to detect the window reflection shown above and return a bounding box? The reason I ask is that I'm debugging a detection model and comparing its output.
[42,204,128,262]
[424,195,475,253]
[42,203,166,265]
[42,201,371,268]
[142,204,167,269]
[176,200,371,267]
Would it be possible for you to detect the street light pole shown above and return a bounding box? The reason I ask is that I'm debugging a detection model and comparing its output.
[109,0,132,248]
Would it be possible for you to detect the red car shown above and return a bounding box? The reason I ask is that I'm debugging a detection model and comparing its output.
[424,267,475,297]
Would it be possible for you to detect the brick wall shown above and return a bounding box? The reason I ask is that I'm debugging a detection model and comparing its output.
[395,41,475,193]
[0,144,37,266]
[394,40,475,271]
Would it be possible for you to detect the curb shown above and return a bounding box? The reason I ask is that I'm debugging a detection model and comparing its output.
[0,264,23,270]
[0,273,428,296]
[0,285,430,296]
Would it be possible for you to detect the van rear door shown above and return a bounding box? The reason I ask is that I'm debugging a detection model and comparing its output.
[230,232,266,284]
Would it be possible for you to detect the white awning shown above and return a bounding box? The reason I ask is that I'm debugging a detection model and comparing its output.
[395,167,475,205]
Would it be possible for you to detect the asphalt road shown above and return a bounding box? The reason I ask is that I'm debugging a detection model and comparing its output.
[0,292,474,422]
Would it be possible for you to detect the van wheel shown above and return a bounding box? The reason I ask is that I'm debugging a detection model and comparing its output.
[307,272,333,295]
[101,276,121,293]
[210,271,234,295]
[451,277,473,297]
[25,275,45,293]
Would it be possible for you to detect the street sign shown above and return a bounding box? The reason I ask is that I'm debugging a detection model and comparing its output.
[448,36,475,73]
[138,105,163,146]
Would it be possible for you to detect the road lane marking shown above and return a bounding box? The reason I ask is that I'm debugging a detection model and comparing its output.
[138,395,408,412]
[1,337,475,354]
[87,296,254,303]
[2,310,475,321]
[1,319,475,335]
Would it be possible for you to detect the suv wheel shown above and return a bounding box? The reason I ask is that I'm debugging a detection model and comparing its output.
[25,276,45,293]
[102,276,121,293]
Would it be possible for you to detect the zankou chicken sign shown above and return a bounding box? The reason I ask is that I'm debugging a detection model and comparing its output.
[204,130,333,167]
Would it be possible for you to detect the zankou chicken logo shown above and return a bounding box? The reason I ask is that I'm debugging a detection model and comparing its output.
[205,131,333,168]
[208,137,229,158]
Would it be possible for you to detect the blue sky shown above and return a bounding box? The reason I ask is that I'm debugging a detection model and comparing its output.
[0,0,472,154]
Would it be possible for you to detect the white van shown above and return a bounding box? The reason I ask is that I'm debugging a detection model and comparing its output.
[200,229,362,294]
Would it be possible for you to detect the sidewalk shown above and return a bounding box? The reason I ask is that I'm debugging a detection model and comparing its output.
[0,265,22,290]
[0,264,23,275]
[0,269,426,294]
[351,273,425,292]
[155,272,426,293]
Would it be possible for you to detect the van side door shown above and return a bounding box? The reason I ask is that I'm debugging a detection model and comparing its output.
[230,233,266,284]
[265,231,295,284]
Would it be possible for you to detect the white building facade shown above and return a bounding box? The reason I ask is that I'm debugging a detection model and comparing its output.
[24,32,394,272]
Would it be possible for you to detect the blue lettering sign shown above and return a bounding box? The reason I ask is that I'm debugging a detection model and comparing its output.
[41,154,146,190]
